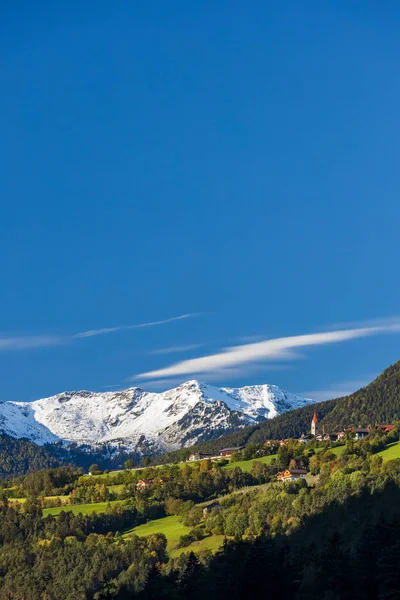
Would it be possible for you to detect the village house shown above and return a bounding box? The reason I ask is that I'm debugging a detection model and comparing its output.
[202,502,221,519]
[337,428,370,440]
[277,469,308,483]
[188,452,213,462]
[137,479,154,490]
[264,440,281,447]
[298,434,314,444]
[158,477,171,485]
[219,446,245,457]
[351,428,370,440]
[376,424,395,433]
[322,433,339,442]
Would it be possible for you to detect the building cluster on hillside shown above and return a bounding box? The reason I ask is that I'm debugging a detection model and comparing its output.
[188,446,245,462]
[137,477,171,490]
[182,414,396,488]
[267,413,396,448]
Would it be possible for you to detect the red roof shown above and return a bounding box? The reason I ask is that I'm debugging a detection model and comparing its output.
[312,410,318,423]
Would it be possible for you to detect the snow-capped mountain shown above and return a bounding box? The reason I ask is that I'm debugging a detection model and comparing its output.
[0,381,316,453]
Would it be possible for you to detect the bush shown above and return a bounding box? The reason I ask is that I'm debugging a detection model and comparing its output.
[177,534,194,548]
[189,526,205,541]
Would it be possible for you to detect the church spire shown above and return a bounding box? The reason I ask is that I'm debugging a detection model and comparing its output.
[311,410,318,436]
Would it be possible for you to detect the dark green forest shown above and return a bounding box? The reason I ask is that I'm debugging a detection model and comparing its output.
[0,435,142,479]
[0,434,60,478]
[0,429,399,598]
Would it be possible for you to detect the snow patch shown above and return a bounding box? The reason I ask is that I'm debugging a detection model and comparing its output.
[0,381,315,452]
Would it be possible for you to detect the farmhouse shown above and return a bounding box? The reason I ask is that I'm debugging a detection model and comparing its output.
[188,452,213,462]
[322,433,339,442]
[264,440,281,447]
[277,469,308,483]
[298,434,314,444]
[137,479,154,490]
[352,428,370,440]
[158,477,171,484]
[202,502,221,519]
[376,424,395,433]
[219,446,245,457]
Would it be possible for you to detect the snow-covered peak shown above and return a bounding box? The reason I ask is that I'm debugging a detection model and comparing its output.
[0,380,315,453]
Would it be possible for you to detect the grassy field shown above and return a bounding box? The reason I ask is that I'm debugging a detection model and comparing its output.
[314,444,346,456]
[82,471,125,481]
[332,445,346,456]
[108,484,125,493]
[221,445,347,474]
[222,454,277,473]
[9,494,70,506]
[42,499,123,517]
[123,514,224,556]
[169,534,225,557]
[124,515,190,551]
[377,440,400,461]
[83,462,189,480]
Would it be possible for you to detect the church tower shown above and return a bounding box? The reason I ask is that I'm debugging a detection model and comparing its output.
[311,410,318,436]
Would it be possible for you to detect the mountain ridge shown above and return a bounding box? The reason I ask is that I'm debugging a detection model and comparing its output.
[0,380,315,453]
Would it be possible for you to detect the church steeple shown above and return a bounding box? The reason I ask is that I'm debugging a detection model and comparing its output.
[311,410,318,436]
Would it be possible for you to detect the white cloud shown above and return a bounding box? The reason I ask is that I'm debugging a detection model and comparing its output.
[0,313,203,351]
[150,343,204,355]
[73,313,201,339]
[0,335,64,350]
[135,321,400,381]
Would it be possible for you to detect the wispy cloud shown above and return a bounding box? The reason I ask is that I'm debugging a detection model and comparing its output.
[150,343,204,355]
[0,313,202,351]
[73,313,201,339]
[0,335,64,350]
[135,320,400,381]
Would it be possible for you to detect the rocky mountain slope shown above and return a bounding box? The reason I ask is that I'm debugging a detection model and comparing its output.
[0,381,314,453]
[168,361,400,457]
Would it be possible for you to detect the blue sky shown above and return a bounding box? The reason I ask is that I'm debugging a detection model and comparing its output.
[1,1,400,401]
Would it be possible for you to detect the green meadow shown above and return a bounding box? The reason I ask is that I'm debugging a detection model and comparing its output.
[316,444,346,457]
[42,500,123,517]
[124,515,189,550]
[169,534,225,557]
[377,440,400,461]
[222,453,277,473]
[123,514,224,557]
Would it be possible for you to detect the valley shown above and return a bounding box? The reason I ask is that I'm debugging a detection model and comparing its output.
[0,422,399,598]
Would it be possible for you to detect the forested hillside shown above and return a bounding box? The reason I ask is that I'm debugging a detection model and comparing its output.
[154,361,400,463]
[0,434,60,478]
[0,427,399,598]
[322,360,400,429]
